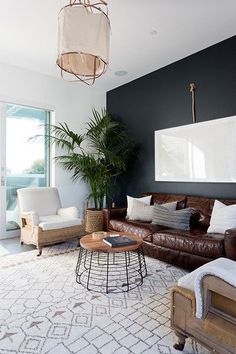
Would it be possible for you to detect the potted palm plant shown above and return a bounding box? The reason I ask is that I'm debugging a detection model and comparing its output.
[45,108,134,232]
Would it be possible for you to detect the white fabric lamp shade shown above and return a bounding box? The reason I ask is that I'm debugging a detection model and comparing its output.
[57,3,110,83]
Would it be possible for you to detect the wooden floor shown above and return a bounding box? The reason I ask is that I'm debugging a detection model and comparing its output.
[0,237,35,257]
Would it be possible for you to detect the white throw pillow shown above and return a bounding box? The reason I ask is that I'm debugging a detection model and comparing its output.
[128,199,154,222]
[207,200,236,234]
[126,195,152,219]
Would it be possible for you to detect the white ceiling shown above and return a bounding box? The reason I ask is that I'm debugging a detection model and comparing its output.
[0,0,235,91]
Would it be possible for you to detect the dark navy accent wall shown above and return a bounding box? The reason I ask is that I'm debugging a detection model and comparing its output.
[107,36,236,205]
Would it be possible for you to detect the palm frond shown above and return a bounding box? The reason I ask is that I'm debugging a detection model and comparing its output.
[31,108,135,209]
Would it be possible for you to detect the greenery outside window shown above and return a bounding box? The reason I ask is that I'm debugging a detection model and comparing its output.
[6,104,50,231]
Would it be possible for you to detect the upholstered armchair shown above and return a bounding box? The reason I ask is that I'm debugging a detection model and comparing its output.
[171,258,236,354]
[17,187,84,255]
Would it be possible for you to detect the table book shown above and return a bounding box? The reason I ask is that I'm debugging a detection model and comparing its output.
[103,236,137,247]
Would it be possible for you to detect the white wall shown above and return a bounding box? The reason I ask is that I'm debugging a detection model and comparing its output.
[0,61,106,217]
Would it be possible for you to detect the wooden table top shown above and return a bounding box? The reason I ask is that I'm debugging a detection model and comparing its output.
[80,232,143,253]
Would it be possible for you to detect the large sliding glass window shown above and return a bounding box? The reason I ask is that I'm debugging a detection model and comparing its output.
[5,104,50,232]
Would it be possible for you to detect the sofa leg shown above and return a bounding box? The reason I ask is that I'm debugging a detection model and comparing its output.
[20,241,24,245]
[173,331,187,351]
[37,248,42,256]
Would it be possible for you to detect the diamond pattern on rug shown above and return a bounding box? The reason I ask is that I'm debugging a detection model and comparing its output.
[0,242,210,354]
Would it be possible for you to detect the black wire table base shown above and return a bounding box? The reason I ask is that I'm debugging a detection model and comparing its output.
[75,247,147,294]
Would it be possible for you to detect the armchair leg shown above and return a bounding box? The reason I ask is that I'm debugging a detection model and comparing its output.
[37,248,42,256]
[21,241,24,245]
[173,331,187,351]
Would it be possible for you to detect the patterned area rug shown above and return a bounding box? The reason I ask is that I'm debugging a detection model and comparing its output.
[0,242,209,354]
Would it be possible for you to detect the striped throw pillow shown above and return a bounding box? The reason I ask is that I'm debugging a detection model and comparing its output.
[128,200,177,222]
[152,205,194,230]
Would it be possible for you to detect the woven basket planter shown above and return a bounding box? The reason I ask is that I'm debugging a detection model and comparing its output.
[85,208,104,233]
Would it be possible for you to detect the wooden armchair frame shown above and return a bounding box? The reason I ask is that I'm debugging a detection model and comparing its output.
[20,213,85,256]
[171,276,236,354]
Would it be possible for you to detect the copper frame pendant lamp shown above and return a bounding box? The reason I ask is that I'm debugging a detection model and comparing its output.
[57,0,110,85]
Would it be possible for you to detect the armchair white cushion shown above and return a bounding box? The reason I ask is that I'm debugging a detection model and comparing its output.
[17,187,84,255]
[57,206,79,219]
[39,215,81,231]
[18,187,62,216]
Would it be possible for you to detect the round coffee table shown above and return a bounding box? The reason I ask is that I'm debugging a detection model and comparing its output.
[75,232,147,293]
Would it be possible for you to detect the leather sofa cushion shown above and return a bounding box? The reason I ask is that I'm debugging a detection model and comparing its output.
[152,229,225,258]
[186,197,214,229]
[141,192,186,209]
[109,219,167,242]
[186,196,236,229]
[143,241,212,270]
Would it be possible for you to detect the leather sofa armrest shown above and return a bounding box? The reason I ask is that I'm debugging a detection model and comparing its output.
[224,228,236,260]
[103,207,127,231]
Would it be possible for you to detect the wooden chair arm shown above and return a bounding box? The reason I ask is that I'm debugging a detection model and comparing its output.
[202,275,236,321]
[21,212,39,227]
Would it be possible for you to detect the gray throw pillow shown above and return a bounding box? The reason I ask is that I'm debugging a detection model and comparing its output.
[152,204,194,230]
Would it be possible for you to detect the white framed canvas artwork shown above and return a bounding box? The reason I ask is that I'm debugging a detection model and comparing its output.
[155,116,236,182]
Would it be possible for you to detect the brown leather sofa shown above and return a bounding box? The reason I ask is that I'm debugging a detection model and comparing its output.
[103,193,236,270]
